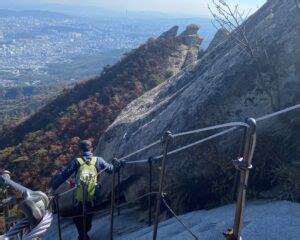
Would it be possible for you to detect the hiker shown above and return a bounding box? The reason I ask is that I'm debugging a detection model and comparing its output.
[48,140,125,240]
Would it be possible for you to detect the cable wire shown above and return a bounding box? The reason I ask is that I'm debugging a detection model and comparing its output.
[114,192,159,209]
[256,104,300,122]
[162,197,199,240]
[59,192,159,219]
[119,122,248,162]
[172,122,249,138]
[164,127,237,158]
[118,140,161,161]
[126,127,237,165]
[123,104,300,165]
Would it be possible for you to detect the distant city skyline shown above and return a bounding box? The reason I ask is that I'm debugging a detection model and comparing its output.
[6,0,267,17]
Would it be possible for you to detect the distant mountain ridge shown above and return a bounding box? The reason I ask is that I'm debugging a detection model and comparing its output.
[0,9,70,18]
[0,1,211,19]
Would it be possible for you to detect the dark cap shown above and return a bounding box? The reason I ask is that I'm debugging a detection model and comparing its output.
[79,140,92,151]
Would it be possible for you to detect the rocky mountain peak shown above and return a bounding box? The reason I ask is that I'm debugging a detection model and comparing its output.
[154,23,203,71]
[157,24,203,48]
[178,24,203,49]
[157,25,179,40]
[180,24,200,36]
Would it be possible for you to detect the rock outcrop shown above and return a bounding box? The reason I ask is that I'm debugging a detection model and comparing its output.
[179,23,200,36]
[157,26,179,40]
[96,0,300,205]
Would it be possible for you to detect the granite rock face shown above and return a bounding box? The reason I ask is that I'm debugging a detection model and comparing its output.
[96,0,300,202]
[205,28,229,53]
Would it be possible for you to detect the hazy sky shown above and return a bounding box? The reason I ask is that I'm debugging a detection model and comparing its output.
[17,0,267,16]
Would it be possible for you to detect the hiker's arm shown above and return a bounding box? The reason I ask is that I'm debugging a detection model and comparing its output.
[96,157,126,174]
[49,159,78,192]
[96,157,114,174]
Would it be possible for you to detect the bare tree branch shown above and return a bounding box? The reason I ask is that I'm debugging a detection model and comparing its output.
[208,0,281,111]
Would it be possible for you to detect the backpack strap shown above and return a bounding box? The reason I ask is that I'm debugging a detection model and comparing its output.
[76,157,85,165]
[90,157,97,166]
[77,157,97,166]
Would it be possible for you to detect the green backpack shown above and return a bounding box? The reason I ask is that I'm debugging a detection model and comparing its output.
[75,157,98,202]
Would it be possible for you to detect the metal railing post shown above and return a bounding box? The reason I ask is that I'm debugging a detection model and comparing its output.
[82,182,87,240]
[148,157,153,226]
[55,196,62,240]
[153,131,173,240]
[110,158,117,240]
[117,169,121,216]
[229,118,256,240]
[3,187,9,233]
[232,129,247,201]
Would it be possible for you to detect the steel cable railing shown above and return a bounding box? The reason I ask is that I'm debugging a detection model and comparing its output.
[120,104,300,165]
[126,127,238,165]
[256,104,300,122]
[122,122,248,165]
[108,104,299,239]
[118,140,161,161]
[161,196,199,240]
[114,191,159,210]
[172,122,249,138]
[41,103,300,240]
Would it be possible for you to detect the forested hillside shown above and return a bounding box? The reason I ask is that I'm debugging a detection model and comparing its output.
[0,84,63,131]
